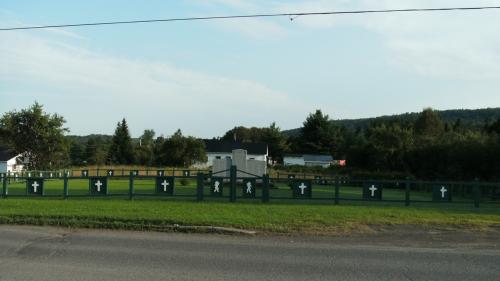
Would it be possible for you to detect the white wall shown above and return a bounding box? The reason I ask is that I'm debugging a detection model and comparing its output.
[195,152,267,168]
[305,161,331,168]
[284,157,305,166]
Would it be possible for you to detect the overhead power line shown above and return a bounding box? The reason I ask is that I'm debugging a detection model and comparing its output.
[1,6,500,31]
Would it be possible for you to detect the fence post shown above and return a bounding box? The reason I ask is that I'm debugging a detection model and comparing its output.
[196,172,204,201]
[129,172,134,200]
[334,176,340,205]
[405,177,410,206]
[63,172,69,199]
[230,165,237,202]
[262,174,270,203]
[473,179,480,208]
[2,176,7,198]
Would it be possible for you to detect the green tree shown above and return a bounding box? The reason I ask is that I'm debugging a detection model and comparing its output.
[107,119,135,164]
[135,129,155,166]
[222,126,263,142]
[261,122,289,163]
[0,102,69,169]
[160,129,207,167]
[414,108,445,138]
[85,136,109,165]
[69,140,85,166]
[299,109,340,154]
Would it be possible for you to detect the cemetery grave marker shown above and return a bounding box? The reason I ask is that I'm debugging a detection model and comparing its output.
[242,178,256,198]
[156,176,174,195]
[211,177,224,196]
[363,183,382,200]
[433,184,452,202]
[27,178,44,196]
[293,180,312,198]
[90,177,108,195]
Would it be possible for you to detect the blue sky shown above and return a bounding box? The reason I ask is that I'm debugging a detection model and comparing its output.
[1,0,500,138]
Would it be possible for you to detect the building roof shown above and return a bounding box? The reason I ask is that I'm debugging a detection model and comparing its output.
[203,140,268,155]
[303,154,333,162]
[0,147,19,162]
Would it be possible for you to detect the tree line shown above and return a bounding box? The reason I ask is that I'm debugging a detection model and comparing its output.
[1,102,500,181]
[0,103,207,169]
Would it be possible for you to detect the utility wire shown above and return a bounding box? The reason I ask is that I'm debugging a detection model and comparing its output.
[1,6,500,31]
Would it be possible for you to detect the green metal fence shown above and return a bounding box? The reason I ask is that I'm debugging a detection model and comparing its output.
[1,167,499,208]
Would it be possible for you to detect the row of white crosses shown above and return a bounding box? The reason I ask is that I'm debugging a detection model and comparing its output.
[366,184,448,199]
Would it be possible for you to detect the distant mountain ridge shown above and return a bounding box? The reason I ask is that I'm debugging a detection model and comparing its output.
[283,107,500,136]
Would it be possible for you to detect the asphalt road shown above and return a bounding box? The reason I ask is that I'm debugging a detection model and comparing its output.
[0,225,498,281]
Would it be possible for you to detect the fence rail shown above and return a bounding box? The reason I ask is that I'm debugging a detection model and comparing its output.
[1,167,499,208]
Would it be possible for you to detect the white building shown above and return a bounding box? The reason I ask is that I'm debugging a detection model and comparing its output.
[283,154,334,168]
[0,147,24,173]
[196,140,268,168]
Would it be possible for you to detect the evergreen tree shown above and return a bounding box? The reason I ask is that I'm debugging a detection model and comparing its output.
[108,119,135,164]
[299,109,340,154]
[414,108,445,137]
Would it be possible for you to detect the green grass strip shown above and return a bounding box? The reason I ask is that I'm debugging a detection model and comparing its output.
[0,198,499,234]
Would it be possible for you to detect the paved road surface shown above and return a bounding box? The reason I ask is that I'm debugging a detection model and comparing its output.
[0,225,498,281]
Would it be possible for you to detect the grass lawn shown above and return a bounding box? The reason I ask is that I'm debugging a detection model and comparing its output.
[1,177,499,235]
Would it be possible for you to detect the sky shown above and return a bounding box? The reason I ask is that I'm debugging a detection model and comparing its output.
[1,0,500,138]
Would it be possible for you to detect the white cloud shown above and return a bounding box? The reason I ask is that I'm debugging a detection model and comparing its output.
[274,0,500,80]
[0,30,307,137]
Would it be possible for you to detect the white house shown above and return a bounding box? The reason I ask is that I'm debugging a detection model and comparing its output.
[0,147,24,173]
[195,140,268,168]
[284,154,334,168]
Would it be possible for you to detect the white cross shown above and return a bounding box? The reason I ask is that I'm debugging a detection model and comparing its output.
[32,181,39,193]
[184,171,188,176]
[369,185,378,197]
[83,171,87,176]
[298,183,307,195]
[440,186,447,198]
[214,181,220,193]
[50,173,53,178]
[161,180,170,192]
[108,171,113,176]
[246,182,252,194]
[95,180,103,192]
[39,173,43,177]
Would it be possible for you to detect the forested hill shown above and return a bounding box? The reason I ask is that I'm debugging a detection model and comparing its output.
[284,107,500,136]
